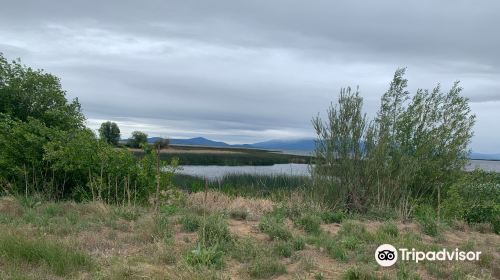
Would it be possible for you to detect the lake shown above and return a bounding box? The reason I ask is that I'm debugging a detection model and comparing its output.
[177,160,500,180]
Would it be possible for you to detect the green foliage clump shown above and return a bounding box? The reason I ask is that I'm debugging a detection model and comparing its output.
[0,234,93,276]
[180,214,201,232]
[185,243,224,269]
[273,240,293,257]
[198,215,232,248]
[295,213,322,234]
[247,257,286,279]
[321,211,345,223]
[342,265,379,280]
[259,214,292,241]
[98,121,120,145]
[414,205,439,237]
[376,221,399,240]
[443,174,500,233]
[313,68,475,217]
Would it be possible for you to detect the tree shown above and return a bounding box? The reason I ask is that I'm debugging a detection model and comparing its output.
[98,121,120,145]
[312,87,368,211]
[0,53,84,130]
[313,68,475,216]
[129,131,148,148]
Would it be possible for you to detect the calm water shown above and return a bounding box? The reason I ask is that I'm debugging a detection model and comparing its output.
[177,163,311,180]
[177,160,500,180]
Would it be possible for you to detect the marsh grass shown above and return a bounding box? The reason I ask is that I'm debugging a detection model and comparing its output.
[0,234,93,276]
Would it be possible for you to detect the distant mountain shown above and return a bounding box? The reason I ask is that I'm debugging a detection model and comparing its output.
[144,136,500,160]
[469,152,500,161]
[148,137,230,147]
[250,139,315,151]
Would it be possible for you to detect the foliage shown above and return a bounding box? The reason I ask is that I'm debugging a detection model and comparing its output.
[247,257,286,279]
[443,171,500,233]
[128,131,148,148]
[0,233,93,276]
[312,68,475,217]
[98,121,120,145]
[414,204,439,236]
[180,214,201,232]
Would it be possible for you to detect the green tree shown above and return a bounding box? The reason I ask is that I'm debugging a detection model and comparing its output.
[312,87,367,211]
[129,131,148,148]
[98,121,120,145]
[0,53,84,130]
[313,69,475,217]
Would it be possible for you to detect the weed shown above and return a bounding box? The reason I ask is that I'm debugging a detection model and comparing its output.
[198,214,232,248]
[273,240,293,257]
[292,236,306,251]
[321,211,345,223]
[295,213,322,234]
[185,243,224,269]
[180,214,201,232]
[259,214,292,241]
[0,234,93,276]
[247,257,286,278]
[342,265,378,280]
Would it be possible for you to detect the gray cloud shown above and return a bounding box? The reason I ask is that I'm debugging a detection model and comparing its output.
[1,0,499,152]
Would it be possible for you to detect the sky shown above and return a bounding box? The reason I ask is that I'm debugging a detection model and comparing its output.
[1,1,499,153]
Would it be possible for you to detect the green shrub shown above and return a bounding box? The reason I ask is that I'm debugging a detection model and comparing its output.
[247,257,286,278]
[342,265,378,280]
[198,215,232,248]
[0,234,93,276]
[160,204,179,215]
[292,236,306,251]
[113,206,140,221]
[321,211,345,223]
[443,175,500,232]
[414,205,439,237]
[338,221,373,242]
[259,214,292,241]
[180,214,201,232]
[295,214,322,234]
[376,221,399,239]
[231,238,265,263]
[185,244,224,269]
[273,240,293,258]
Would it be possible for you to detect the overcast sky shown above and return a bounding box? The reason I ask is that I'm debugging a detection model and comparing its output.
[1,1,499,152]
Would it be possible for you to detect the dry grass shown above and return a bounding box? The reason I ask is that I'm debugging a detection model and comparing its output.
[0,196,24,218]
[186,190,273,220]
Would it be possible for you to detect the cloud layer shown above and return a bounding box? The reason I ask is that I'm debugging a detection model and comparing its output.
[1,0,499,152]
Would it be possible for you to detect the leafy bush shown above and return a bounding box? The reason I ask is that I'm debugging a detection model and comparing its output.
[292,236,306,251]
[443,174,500,233]
[273,240,293,257]
[185,243,224,268]
[259,214,292,241]
[414,205,439,237]
[295,213,322,234]
[376,221,399,239]
[180,214,201,232]
[198,215,232,248]
[321,211,345,223]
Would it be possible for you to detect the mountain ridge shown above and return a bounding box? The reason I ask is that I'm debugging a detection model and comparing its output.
[144,136,499,160]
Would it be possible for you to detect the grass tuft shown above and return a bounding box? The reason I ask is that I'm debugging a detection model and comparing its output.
[0,233,93,276]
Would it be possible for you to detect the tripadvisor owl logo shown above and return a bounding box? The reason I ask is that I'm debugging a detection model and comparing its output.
[375,244,482,267]
[375,244,398,267]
